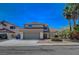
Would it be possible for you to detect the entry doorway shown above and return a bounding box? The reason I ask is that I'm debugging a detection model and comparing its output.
[43,33,47,39]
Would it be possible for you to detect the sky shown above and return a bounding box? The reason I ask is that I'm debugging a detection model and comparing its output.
[0,3,69,29]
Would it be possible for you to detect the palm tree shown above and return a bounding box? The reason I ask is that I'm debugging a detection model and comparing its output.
[63,4,72,32]
[63,3,79,40]
[74,4,79,24]
[71,4,78,27]
[69,4,79,32]
[64,4,78,31]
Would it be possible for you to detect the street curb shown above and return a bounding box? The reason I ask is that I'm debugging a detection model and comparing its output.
[37,43,79,46]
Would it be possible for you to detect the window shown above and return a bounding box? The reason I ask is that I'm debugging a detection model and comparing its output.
[10,26,15,29]
[44,26,47,29]
[29,25,32,28]
[32,25,43,28]
[43,26,49,32]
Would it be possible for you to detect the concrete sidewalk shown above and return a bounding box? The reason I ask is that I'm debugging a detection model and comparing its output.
[38,42,79,46]
[0,39,79,46]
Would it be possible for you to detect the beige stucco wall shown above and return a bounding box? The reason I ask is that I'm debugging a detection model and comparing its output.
[24,29,44,32]
[40,32,43,39]
[7,33,16,39]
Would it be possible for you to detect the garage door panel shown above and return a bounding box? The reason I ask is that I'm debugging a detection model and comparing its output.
[23,32,40,39]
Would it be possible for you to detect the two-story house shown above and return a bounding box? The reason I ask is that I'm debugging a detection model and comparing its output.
[23,22,50,40]
[0,20,20,39]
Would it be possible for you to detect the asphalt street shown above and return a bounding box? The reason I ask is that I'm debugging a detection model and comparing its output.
[0,46,79,55]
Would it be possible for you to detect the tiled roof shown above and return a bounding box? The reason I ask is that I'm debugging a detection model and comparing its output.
[50,29,57,32]
[0,20,20,28]
[0,28,15,33]
[25,22,47,25]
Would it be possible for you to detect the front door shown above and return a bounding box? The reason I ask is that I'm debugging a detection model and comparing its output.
[43,33,47,39]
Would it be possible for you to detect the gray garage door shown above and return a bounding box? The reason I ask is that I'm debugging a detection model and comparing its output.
[23,32,40,39]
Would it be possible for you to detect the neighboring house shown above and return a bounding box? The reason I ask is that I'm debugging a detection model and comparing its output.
[23,22,50,39]
[0,20,19,31]
[0,20,20,39]
[50,29,57,39]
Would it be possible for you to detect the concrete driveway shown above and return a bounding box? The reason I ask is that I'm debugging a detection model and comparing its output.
[0,39,39,46]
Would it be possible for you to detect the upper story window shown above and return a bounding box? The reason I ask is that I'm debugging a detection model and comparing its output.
[32,24,43,28]
[43,26,49,32]
[43,25,48,29]
[10,26,16,29]
[29,25,32,28]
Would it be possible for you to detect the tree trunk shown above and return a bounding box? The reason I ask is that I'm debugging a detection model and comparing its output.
[68,19,72,32]
[78,17,79,25]
[73,19,76,27]
[73,18,77,32]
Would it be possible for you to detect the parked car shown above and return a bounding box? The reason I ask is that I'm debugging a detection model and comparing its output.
[0,33,7,39]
